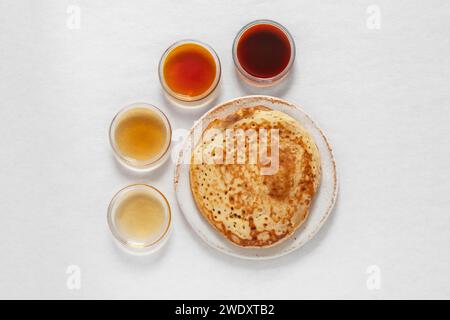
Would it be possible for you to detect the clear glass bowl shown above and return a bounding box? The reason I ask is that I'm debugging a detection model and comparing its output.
[158,39,221,109]
[109,103,172,171]
[232,20,296,87]
[107,184,172,255]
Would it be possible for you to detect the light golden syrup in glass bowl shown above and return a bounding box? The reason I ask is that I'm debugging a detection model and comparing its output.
[114,107,168,162]
[115,189,166,244]
[108,184,172,254]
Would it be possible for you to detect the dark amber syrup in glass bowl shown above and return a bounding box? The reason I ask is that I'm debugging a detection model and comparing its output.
[237,23,292,78]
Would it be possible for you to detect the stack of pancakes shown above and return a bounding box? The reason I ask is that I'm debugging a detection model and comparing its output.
[190,106,321,247]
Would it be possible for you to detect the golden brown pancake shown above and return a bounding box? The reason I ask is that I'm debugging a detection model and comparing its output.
[189,106,321,247]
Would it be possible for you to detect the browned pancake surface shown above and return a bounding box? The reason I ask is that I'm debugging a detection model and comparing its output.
[190,106,321,247]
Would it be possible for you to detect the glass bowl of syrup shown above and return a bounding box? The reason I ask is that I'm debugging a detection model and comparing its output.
[233,20,295,87]
[107,184,172,255]
[159,40,221,109]
[109,103,172,171]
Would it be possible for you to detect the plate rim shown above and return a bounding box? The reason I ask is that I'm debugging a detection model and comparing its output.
[174,95,338,260]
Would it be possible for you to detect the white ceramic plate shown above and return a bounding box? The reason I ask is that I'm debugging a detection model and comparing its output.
[174,95,338,260]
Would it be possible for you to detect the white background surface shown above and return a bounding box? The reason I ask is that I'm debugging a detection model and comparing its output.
[0,0,449,299]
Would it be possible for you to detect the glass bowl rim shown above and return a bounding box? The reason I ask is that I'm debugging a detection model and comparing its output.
[107,183,172,249]
[109,102,172,169]
[158,39,222,102]
[232,19,296,84]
